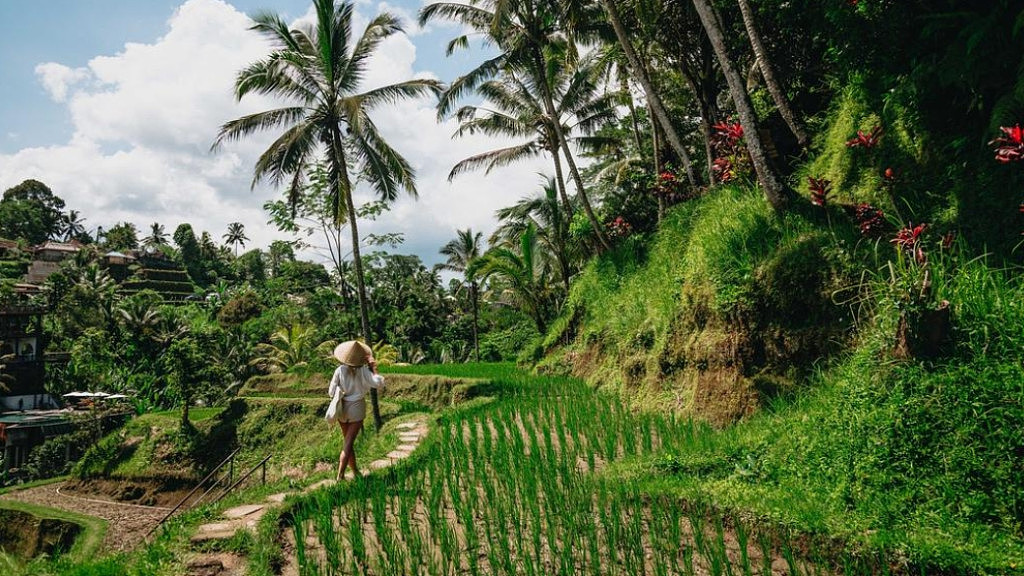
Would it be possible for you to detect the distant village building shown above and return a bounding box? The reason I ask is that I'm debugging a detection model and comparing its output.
[0,305,52,410]
[0,305,66,473]
[25,240,83,284]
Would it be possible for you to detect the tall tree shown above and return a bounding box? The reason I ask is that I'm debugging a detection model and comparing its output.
[223,222,250,257]
[473,223,554,334]
[735,0,808,148]
[143,222,168,249]
[690,0,788,212]
[448,59,618,224]
[597,0,700,187]
[0,179,66,244]
[420,0,613,251]
[439,229,484,361]
[103,222,140,252]
[60,210,87,243]
[213,0,441,430]
[492,178,573,294]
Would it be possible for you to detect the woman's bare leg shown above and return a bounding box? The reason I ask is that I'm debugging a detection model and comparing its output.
[343,420,364,478]
[337,421,350,480]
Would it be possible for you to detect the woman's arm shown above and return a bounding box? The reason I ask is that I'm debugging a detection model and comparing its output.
[365,358,385,389]
[328,367,341,397]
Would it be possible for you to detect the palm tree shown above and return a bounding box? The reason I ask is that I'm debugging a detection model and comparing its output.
[60,210,87,242]
[690,0,788,212]
[448,58,618,222]
[143,222,168,249]
[213,0,442,430]
[251,323,336,373]
[223,222,249,257]
[472,223,554,334]
[597,0,700,187]
[439,229,484,361]
[492,177,573,294]
[735,0,808,148]
[420,0,613,251]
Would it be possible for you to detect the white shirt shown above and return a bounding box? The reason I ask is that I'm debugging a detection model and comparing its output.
[328,365,385,402]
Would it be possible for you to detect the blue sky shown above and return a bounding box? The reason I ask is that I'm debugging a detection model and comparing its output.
[0,0,543,266]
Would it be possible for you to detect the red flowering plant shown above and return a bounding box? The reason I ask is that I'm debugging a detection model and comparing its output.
[807,176,833,207]
[846,125,883,149]
[892,223,927,264]
[990,124,1024,163]
[710,120,749,184]
[652,168,697,205]
[854,202,887,237]
[884,221,951,358]
[606,216,633,239]
[712,157,736,183]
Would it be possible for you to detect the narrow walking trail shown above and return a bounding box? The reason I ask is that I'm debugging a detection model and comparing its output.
[0,481,167,552]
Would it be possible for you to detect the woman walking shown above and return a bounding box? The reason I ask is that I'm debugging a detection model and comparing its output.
[326,340,384,480]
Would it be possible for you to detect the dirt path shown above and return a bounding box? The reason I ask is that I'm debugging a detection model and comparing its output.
[0,482,167,553]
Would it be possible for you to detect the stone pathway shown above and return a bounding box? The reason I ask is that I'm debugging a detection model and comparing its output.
[189,418,429,555]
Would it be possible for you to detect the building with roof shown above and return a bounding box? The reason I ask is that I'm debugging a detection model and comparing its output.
[25,240,83,284]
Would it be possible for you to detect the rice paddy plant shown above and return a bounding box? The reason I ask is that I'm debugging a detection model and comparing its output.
[287,373,838,576]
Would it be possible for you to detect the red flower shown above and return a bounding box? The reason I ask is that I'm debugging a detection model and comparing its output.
[712,121,744,145]
[893,224,927,263]
[712,157,735,183]
[807,176,833,207]
[892,223,926,248]
[855,203,886,236]
[990,125,1024,163]
[658,171,676,182]
[846,125,883,149]
[607,216,633,238]
[884,167,895,181]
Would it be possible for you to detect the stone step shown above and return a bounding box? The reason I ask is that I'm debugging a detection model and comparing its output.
[223,504,265,519]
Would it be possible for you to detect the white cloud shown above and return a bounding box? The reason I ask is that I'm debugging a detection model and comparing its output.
[34,63,91,103]
[0,0,563,269]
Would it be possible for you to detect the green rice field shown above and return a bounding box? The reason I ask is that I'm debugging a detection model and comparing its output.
[288,367,887,576]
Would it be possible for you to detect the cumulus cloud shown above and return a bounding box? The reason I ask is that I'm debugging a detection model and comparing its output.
[34,63,91,102]
[0,0,560,269]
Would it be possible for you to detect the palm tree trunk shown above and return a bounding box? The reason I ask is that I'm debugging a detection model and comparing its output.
[651,108,665,221]
[680,70,718,183]
[533,52,612,252]
[470,282,480,362]
[690,0,788,213]
[599,0,699,187]
[550,143,574,218]
[621,75,644,153]
[333,131,382,431]
[735,0,809,148]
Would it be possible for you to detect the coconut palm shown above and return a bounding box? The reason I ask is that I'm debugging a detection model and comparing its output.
[223,222,249,257]
[492,177,573,294]
[690,0,788,212]
[472,223,554,334]
[448,57,619,221]
[252,323,336,373]
[735,0,808,148]
[213,0,441,429]
[439,228,485,361]
[420,0,612,250]
[143,222,168,249]
[597,0,700,186]
[60,210,87,242]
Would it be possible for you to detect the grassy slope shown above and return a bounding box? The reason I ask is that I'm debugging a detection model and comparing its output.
[541,183,1024,572]
[0,500,107,571]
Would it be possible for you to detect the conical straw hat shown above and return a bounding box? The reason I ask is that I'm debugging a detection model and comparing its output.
[333,340,372,366]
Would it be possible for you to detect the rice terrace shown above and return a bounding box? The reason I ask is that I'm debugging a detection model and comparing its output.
[1,1,1024,575]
